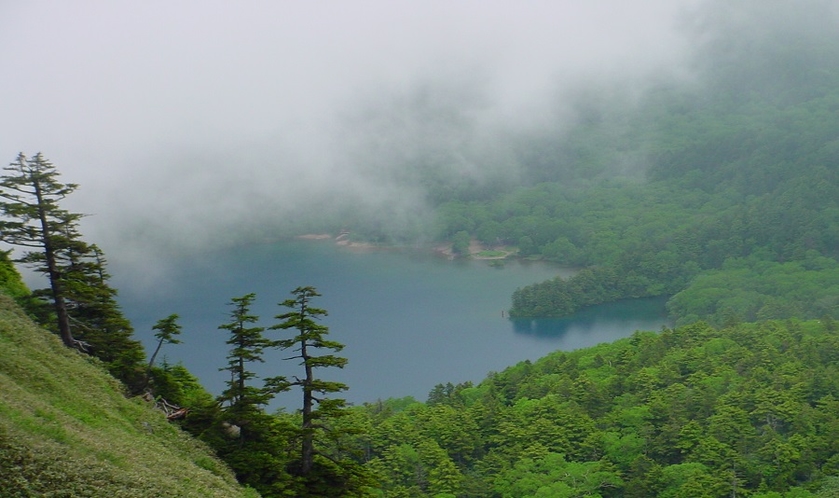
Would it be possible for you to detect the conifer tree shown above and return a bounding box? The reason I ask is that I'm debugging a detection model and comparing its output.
[0,153,81,348]
[213,293,305,497]
[56,242,145,388]
[271,286,349,476]
[218,293,277,423]
[148,314,181,370]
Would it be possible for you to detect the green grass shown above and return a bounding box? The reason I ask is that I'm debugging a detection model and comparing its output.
[0,294,259,497]
[475,250,508,258]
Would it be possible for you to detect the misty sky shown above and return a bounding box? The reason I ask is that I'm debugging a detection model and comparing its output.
[1,1,706,280]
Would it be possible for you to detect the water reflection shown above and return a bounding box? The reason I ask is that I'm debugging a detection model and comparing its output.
[511,297,672,340]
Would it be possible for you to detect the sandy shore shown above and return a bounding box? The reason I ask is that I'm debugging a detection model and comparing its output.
[296,233,332,240]
[296,233,380,251]
[434,239,515,260]
[298,233,514,259]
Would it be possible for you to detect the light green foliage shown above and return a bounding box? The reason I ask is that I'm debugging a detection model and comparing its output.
[361,319,839,496]
[450,230,471,255]
[494,453,622,498]
[657,462,727,498]
[0,250,29,299]
[668,253,839,326]
[367,441,462,497]
[355,6,839,496]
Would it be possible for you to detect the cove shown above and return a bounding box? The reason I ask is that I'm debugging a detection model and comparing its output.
[115,239,671,410]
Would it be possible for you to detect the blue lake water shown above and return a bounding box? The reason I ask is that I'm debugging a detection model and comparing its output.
[115,239,671,411]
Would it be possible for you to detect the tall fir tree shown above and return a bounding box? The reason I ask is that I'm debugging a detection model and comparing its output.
[217,293,278,424]
[271,286,349,475]
[213,293,300,497]
[0,153,81,348]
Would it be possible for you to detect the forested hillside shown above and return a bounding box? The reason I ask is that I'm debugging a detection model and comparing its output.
[429,1,839,325]
[341,6,839,493]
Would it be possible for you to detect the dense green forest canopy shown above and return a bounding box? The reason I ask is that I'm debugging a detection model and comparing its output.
[356,318,839,497]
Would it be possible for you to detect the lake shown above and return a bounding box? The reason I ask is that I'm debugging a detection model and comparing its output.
[115,239,671,411]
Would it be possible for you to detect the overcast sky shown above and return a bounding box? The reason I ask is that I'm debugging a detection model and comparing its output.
[0,1,703,278]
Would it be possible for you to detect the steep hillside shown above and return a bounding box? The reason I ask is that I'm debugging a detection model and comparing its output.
[0,294,258,497]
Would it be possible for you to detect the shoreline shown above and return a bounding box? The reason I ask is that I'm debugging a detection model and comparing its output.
[296,233,384,252]
[297,233,517,260]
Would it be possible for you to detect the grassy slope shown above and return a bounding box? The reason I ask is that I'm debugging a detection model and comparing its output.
[0,294,258,497]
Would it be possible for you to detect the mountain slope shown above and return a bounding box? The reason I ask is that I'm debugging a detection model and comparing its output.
[0,294,258,497]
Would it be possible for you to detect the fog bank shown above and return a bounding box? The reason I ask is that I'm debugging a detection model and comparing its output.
[0,0,762,284]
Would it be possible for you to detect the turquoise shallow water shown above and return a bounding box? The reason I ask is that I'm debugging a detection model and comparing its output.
[115,239,670,410]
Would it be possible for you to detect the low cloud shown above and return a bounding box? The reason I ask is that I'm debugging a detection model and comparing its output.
[1,0,707,284]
